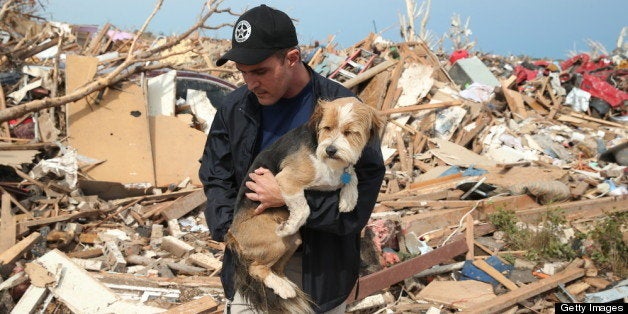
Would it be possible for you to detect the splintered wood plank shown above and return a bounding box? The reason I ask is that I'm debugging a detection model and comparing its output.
[358,67,391,110]
[466,215,475,260]
[343,59,397,89]
[162,295,219,314]
[521,93,549,115]
[66,54,154,185]
[462,267,584,314]
[188,253,222,271]
[473,259,519,290]
[502,87,528,119]
[161,189,207,220]
[347,239,468,302]
[417,279,496,309]
[515,195,627,224]
[408,173,463,190]
[36,249,165,313]
[11,284,48,314]
[380,58,405,111]
[0,232,40,266]
[91,271,223,288]
[0,192,16,252]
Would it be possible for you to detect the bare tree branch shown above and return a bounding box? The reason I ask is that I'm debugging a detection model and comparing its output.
[0,0,231,123]
[0,0,17,22]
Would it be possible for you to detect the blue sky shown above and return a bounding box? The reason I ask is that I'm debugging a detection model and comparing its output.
[41,0,626,60]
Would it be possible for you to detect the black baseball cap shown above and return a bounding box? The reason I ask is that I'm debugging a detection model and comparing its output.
[216,5,298,66]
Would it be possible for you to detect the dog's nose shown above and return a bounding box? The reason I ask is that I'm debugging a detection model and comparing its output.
[325,146,337,157]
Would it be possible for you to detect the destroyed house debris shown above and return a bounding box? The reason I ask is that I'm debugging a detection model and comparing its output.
[0,1,627,313]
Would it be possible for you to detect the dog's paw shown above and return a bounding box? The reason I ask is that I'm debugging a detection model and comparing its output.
[276,222,297,237]
[338,198,356,213]
[264,273,297,299]
[338,197,358,213]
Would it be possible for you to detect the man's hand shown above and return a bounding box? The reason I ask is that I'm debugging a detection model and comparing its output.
[245,167,285,214]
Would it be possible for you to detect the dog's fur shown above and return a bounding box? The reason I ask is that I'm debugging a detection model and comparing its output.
[225,97,383,313]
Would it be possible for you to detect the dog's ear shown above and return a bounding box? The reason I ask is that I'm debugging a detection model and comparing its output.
[307,99,326,132]
[365,102,385,139]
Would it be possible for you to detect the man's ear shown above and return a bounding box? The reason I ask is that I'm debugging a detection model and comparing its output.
[287,48,300,66]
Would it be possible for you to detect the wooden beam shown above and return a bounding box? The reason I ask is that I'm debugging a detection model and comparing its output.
[161,189,207,220]
[0,186,34,218]
[0,232,41,266]
[408,173,463,190]
[0,192,16,252]
[465,215,474,260]
[502,87,528,119]
[18,210,99,231]
[565,111,627,129]
[462,267,584,314]
[0,85,10,138]
[11,284,48,314]
[514,195,627,224]
[472,259,519,290]
[380,100,462,115]
[36,249,165,313]
[162,295,219,314]
[380,58,405,112]
[342,60,397,89]
[346,238,468,302]
[91,271,223,288]
[378,173,466,201]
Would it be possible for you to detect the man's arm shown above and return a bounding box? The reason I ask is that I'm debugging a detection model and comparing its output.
[198,111,238,242]
[304,137,385,235]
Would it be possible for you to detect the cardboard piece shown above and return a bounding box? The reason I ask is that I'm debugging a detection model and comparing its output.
[150,115,206,187]
[68,81,155,185]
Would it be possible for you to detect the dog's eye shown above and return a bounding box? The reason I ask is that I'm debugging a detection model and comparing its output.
[343,130,353,136]
[321,126,332,132]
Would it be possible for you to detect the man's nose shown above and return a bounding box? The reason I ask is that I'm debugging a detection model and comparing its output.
[242,74,258,89]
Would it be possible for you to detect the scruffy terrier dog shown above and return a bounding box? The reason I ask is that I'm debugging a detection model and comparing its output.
[225,97,383,313]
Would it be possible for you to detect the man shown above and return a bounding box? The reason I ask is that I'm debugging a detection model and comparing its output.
[199,4,385,313]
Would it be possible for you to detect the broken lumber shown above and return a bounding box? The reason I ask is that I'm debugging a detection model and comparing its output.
[514,195,627,224]
[0,232,41,267]
[462,267,585,314]
[161,189,206,220]
[36,249,165,313]
[379,100,462,115]
[0,192,16,252]
[92,271,222,288]
[162,295,219,314]
[10,284,48,314]
[472,259,519,291]
[346,238,467,302]
[342,59,397,89]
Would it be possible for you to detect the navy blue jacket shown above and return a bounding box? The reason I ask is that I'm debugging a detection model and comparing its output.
[198,64,385,312]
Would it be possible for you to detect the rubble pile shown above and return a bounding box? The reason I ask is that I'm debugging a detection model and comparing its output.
[0,2,627,313]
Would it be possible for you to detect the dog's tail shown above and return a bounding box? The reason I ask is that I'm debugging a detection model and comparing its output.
[225,234,314,313]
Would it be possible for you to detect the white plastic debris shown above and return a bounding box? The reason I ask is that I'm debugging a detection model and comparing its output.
[29,145,78,189]
[565,87,591,112]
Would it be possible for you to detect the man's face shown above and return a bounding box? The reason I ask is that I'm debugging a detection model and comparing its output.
[235,50,295,105]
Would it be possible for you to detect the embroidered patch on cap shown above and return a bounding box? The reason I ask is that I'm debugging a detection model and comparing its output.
[234,20,251,43]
